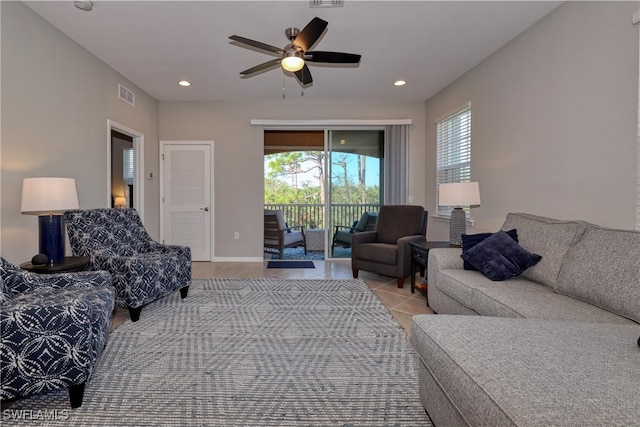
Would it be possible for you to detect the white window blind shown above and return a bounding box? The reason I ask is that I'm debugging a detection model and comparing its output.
[436,104,472,217]
[123,148,134,185]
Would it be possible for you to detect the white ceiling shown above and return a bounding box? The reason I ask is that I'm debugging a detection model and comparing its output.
[23,1,562,102]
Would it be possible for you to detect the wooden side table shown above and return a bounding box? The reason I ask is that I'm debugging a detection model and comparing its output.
[409,241,457,305]
[20,256,90,274]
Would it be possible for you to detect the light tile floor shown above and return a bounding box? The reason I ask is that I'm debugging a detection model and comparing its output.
[112,260,434,335]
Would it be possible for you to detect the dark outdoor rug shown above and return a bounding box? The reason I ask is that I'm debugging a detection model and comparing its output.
[263,247,352,260]
[267,260,315,269]
[2,279,432,426]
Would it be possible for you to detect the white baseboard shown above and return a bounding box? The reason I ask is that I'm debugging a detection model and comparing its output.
[202,257,265,263]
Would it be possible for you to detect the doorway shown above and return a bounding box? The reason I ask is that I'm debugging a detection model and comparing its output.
[110,130,133,208]
[107,120,144,220]
[263,128,384,260]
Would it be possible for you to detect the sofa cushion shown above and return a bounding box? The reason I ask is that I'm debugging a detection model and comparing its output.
[461,231,541,281]
[353,212,371,232]
[556,225,640,323]
[501,213,587,288]
[436,269,636,324]
[411,315,640,427]
[354,242,397,265]
[461,229,518,271]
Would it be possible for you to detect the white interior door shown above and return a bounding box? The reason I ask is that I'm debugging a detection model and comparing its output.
[161,141,213,261]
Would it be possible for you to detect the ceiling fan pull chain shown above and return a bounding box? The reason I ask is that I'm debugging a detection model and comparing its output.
[282,74,286,99]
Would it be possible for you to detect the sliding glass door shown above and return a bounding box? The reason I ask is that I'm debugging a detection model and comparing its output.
[263,128,384,260]
[327,129,384,259]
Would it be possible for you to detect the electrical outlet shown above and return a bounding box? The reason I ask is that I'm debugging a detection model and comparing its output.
[233,232,240,240]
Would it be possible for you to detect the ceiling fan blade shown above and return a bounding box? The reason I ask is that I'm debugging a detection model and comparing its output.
[293,63,313,86]
[229,35,284,55]
[305,51,361,64]
[240,59,281,76]
[293,17,327,52]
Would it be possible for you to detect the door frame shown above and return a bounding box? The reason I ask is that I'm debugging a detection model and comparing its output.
[260,125,389,260]
[107,120,144,221]
[159,140,215,261]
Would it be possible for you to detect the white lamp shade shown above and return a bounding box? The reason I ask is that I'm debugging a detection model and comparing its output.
[114,196,126,207]
[21,177,80,214]
[439,182,481,207]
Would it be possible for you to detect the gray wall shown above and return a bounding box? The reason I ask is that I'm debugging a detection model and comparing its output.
[1,1,638,264]
[425,1,639,240]
[159,100,427,260]
[0,2,159,264]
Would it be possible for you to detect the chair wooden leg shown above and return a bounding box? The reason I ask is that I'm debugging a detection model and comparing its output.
[68,383,85,408]
[352,268,359,278]
[397,277,404,288]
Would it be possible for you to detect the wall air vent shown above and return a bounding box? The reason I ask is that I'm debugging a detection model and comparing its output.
[309,0,344,8]
[118,84,135,106]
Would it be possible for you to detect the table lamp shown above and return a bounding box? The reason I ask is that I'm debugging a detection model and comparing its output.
[114,196,126,209]
[21,177,80,265]
[439,182,481,246]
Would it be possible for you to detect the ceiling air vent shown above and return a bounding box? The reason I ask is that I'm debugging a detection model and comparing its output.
[118,84,135,106]
[309,0,344,8]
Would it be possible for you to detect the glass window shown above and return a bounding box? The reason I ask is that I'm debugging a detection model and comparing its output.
[436,103,472,217]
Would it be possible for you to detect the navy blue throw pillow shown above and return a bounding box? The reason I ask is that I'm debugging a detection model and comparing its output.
[461,229,518,271]
[461,230,542,281]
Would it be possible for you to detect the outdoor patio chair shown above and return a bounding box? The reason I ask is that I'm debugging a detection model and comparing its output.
[351,205,427,288]
[0,257,114,408]
[264,209,307,259]
[331,211,378,255]
[64,208,191,322]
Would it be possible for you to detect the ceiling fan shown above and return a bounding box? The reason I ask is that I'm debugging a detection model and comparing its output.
[229,17,361,86]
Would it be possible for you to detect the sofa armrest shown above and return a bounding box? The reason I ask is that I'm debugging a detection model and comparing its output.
[139,241,191,258]
[427,248,463,290]
[351,230,377,245]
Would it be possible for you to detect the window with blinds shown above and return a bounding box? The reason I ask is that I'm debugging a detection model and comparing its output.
[436,103,472,217]
[123,148,134,185]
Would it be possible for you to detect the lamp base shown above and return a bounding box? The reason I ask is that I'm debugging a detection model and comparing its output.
[39,214,65,264]
[449,207,466,246]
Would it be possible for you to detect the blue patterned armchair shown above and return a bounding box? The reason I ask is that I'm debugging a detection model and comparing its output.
[0,257,114,408]
[64,208,191,322]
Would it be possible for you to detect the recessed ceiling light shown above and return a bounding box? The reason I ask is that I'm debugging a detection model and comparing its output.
[394,80,407,86]
[178,80,191,87]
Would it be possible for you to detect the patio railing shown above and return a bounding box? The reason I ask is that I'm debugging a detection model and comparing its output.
[264,203,381,232]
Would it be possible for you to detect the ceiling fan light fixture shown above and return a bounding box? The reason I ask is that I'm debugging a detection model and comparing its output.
[281,55,304,72]
[73,1,93,11]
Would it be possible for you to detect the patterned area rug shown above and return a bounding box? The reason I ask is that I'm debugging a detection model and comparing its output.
[2,279,432,426]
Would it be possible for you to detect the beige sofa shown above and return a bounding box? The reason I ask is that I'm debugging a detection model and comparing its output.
[411,213,640,426]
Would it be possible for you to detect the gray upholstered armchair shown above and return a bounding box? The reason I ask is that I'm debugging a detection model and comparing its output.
[351,205,427,288]
[0,257,114,408]
[264,209,307,259]
[64,208,191,322]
